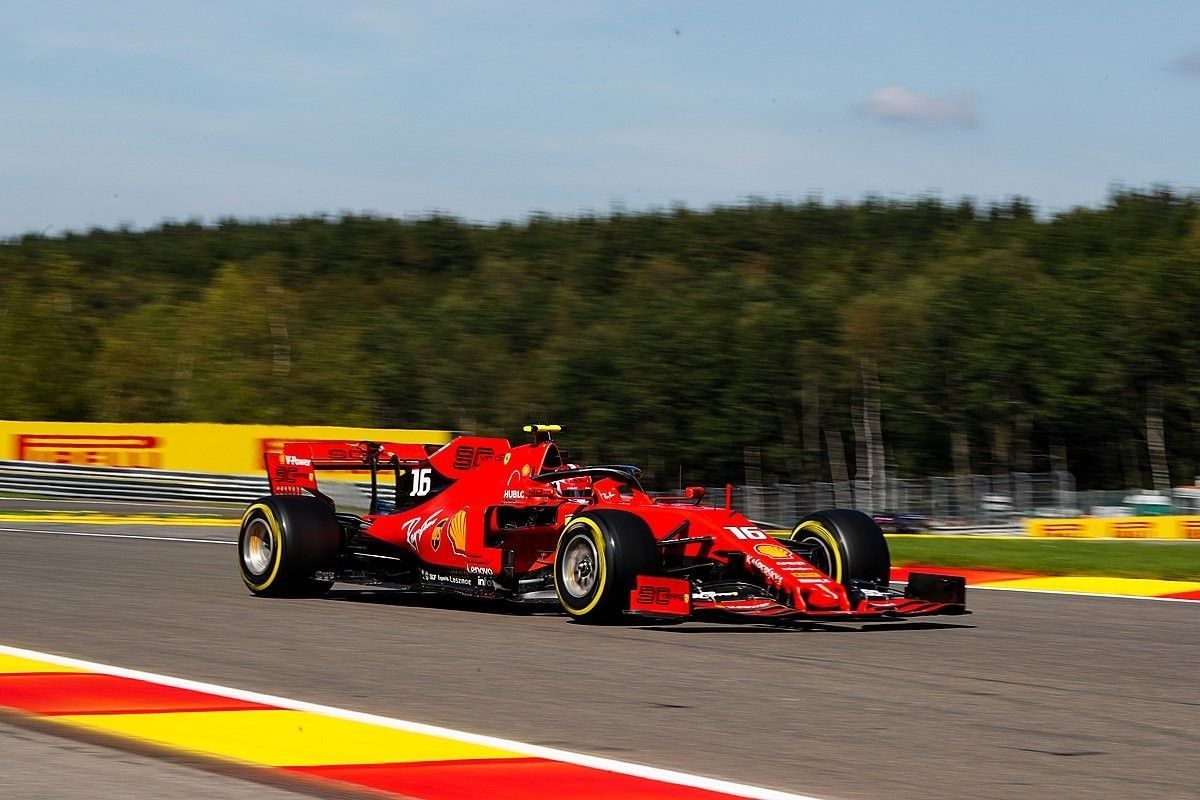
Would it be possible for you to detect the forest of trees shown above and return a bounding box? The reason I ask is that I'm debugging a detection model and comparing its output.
[2,189,1199,491]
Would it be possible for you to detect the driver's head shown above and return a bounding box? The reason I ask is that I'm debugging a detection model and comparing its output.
[552,464,593,498]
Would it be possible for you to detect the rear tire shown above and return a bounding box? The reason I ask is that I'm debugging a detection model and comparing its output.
[239,496,340,597]
[789,509,890,590]
[554,510,657,624]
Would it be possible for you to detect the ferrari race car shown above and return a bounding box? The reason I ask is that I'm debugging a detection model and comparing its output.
[237,426,967,623]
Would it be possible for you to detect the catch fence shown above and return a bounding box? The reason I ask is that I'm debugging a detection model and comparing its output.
[715,471,1079,527]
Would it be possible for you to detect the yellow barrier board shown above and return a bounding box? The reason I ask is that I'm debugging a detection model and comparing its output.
[0,421,451,475]
[1026,515,1200,540]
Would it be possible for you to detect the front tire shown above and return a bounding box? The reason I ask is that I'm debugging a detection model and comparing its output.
[789,509,890,590]
[554,510,657,623]
[239,496,340,597]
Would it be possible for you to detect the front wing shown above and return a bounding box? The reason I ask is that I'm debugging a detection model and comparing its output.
[628,572,968,621]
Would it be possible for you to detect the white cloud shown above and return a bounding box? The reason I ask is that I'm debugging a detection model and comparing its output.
[857,85,979,128]
[1168,50,1200,75]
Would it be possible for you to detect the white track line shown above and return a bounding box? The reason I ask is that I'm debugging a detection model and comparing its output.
[0,526,234,545]
[0,643,827,800]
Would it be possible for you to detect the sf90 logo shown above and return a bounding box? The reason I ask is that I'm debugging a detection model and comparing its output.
[637,586,687,606]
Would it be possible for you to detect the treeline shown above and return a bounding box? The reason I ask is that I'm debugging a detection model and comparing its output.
[2,190,1199,490]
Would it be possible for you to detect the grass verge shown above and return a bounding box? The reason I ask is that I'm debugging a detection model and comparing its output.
[887,535,1200,581]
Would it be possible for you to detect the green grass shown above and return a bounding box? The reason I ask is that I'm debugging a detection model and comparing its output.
[887,536,1200,581]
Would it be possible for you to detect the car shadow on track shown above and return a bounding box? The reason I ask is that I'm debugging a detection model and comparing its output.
[634,620,976,634]
[322,591,975,632]
[322,589,560,616]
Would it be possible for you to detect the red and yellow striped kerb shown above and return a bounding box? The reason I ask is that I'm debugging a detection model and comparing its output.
[0,645,812,800]
[891,567,1200,601]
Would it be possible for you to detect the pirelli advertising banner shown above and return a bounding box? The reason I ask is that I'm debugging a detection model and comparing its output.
[1027,516,1200,540]
[1,421,451,475]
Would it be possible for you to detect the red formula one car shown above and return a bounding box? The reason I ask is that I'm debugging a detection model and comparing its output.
[237,426,966,623]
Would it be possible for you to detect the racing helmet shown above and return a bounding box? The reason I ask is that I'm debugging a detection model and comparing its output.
[552,464,593,498]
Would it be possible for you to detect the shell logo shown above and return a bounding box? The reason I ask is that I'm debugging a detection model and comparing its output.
[754,543,794,560]
[448,509,469,554]
[521,464,531,477]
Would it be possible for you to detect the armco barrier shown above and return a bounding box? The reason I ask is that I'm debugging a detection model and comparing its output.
[0,461,758,512]
[0,460,271,504]
[1026,516,1200,539]
[0,421,450,474]
[0,459,387,508]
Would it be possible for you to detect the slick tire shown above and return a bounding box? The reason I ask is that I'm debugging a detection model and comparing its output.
[789,509,890,590]
[239,496,340,597]
[554,510,657,624]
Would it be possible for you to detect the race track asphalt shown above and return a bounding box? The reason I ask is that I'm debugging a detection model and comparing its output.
[0,518,1197,800]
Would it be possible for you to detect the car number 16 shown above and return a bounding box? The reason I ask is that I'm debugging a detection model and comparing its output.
[409,468,432,496]
[724,525,768,540]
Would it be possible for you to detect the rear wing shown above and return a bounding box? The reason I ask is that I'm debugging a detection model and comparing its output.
[265,440,432,513]
[264,436,510,513]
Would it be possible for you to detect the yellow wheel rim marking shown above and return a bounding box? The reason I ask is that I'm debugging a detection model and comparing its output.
[554,517,608,616]
[241,503,283,591]
[793,520,843,583]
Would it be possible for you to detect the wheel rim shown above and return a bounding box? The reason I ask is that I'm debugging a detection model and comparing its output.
[800,535,834,578]
[243,518,275,575]
[560,532,599,598]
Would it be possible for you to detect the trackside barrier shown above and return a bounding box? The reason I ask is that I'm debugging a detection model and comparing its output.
[1026,516,1200,540]
[0,421,450,474]
[715,472,1077,526]
[0,460,271,504]
[0,459,389,508]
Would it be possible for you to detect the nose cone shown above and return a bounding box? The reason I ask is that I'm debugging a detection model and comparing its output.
[801,581,847,610]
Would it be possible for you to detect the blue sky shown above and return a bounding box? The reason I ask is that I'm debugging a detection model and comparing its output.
[2,1,1199,236]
